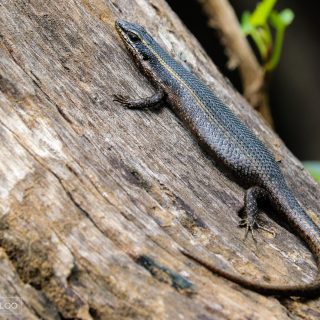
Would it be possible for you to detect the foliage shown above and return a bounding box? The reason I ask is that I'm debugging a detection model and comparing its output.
[303,161,320,183]
[241,0,294,72]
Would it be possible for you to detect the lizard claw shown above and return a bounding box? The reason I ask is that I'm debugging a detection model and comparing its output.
[238,218,247,227]
[239,217,275,240]
[255,222,276,238]
[244,224,257,242]
[239,216,256,241]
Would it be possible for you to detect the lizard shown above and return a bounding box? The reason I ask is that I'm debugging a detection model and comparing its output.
[113,19,320,297]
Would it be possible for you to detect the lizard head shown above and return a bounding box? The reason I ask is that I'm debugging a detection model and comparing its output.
[115,20,153,61]
[115,20,174,85]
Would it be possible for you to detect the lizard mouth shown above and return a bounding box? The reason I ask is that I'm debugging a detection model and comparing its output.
[115,20,130,43]
[115,20,126,35]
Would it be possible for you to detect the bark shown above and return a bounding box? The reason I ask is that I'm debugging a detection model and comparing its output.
[0,0,320,319]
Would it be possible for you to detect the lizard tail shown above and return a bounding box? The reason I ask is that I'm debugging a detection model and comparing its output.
[180,184,320,297]
[180,247,320,297]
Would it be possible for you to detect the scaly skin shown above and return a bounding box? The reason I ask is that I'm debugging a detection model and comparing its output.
[114,20,320,297]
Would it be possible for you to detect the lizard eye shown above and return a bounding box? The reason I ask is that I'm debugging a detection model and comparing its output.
[127,31,140,42]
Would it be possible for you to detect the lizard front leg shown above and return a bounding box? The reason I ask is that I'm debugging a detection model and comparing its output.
[113,89,165,109]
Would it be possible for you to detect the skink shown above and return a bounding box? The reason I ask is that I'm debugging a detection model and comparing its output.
[114,20,320,297]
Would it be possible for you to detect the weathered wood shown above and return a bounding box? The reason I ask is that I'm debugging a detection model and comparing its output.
[0,0,320,319]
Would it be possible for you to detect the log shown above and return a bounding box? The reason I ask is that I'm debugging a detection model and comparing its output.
[0,0,320,319]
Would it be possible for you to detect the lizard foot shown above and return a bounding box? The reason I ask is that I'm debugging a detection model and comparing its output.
[239,218,275,241]
[113,89,165,109]
[112,94,133,107]
[239,187,275,241]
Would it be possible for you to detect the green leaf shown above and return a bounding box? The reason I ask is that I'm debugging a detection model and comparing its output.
[266,9,295,71]
[258,25,272,46]
[279,9,294,26]
[241,11,253,34]
[250,0,277,26]
[303,161,320,183]
[269,11,282,28]
[270,9,294,29]
[240,1,295,72]
[251,28,269,59]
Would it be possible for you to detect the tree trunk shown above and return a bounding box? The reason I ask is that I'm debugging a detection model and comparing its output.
[0,0,320,319]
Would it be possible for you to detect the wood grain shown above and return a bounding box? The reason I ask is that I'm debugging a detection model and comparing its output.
[0,0,319,319]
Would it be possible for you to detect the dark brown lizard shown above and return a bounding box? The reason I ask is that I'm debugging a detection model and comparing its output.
[113,19,320,297]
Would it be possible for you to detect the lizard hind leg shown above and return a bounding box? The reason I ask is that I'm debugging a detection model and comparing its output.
[239,187,275,240]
